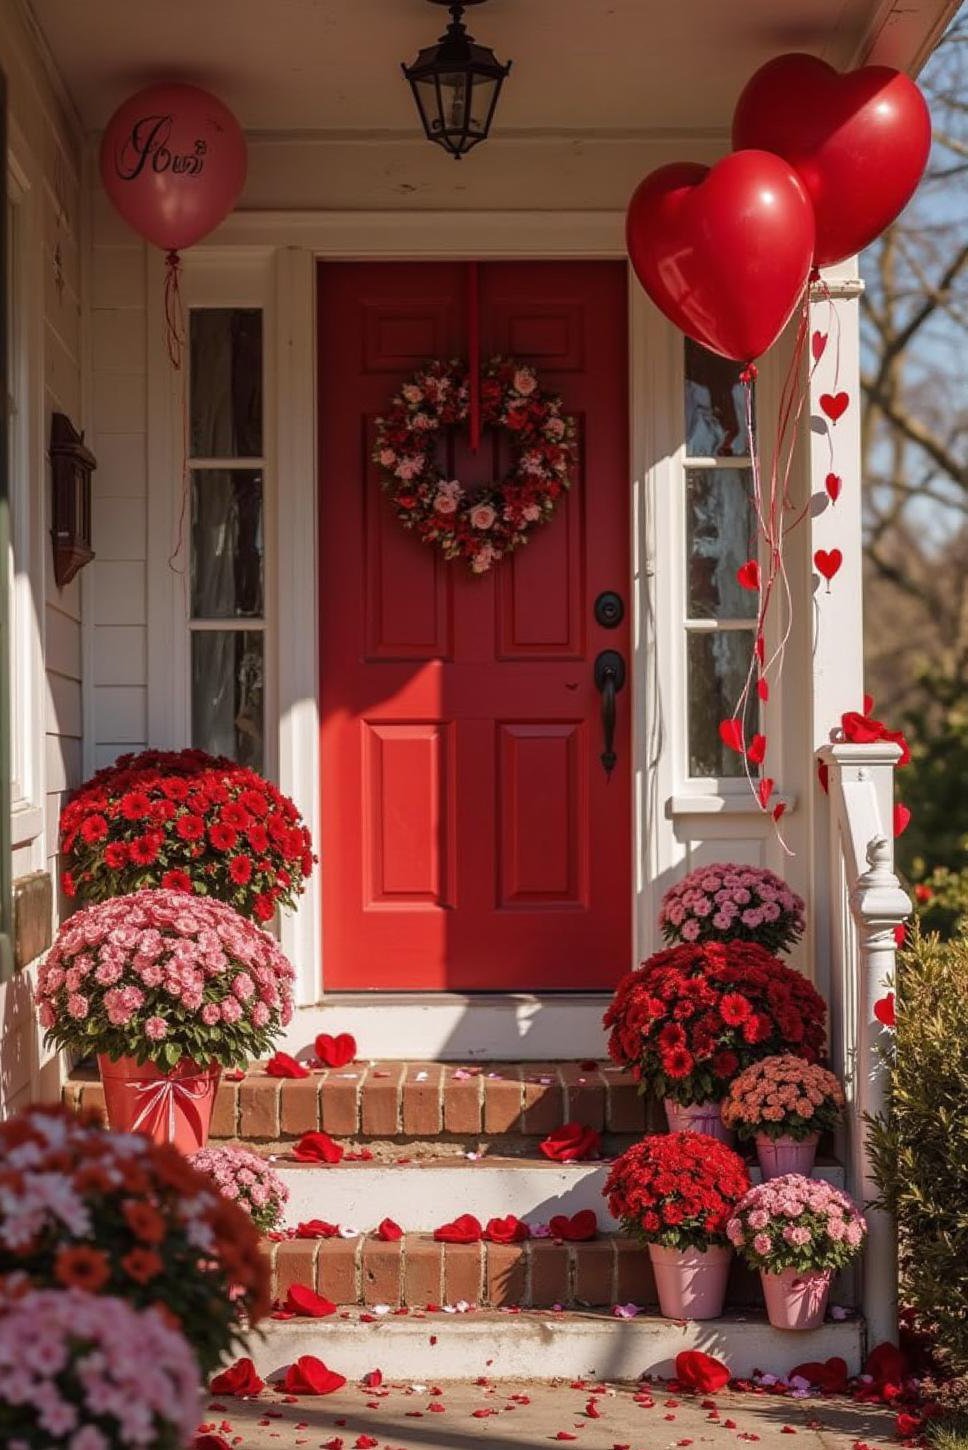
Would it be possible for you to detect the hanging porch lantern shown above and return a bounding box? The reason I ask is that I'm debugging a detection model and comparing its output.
[402,0,512,160]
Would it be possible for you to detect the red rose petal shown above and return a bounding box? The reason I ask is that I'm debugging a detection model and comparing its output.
[539,1123,601,1163]
[209,1359,266,1398]
[266,1052,310,1080]
[548,1210,598,1242]
[282,1357,347,1396]
[286,1284,338,1318]
[376,1218,403,1242]
[675,1351,731,1394]
[434,1213,483,1244]
[292,1131,344,1165]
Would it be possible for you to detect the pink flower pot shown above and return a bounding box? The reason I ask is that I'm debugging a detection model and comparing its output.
[664,1098,734,1144]
[648,1242,731,1320]
[98,1054,221,1155]
[755,1132,819,1181]
[761,1267,833,1330]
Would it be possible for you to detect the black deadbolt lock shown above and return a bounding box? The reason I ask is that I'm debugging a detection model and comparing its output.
[594,590,625,629]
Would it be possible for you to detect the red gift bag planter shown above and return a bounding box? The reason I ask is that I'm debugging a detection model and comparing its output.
[649,1243,732,1320]
[755,1132,819,1182]
[98,1054,221,1154]
[665,1098,734,1145]
[761,1267,833,1330]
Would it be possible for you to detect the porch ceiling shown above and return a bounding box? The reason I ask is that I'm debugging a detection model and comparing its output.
[26,0,911,137]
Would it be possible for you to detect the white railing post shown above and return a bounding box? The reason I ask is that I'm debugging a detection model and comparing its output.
[821,744,910,1349]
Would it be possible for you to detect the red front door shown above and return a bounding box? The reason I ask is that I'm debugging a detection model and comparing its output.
[318,260,631,991]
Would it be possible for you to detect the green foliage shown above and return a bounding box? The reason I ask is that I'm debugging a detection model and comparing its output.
[911,867,968,941]
[867,928,968,1380]
[895,689,968,880]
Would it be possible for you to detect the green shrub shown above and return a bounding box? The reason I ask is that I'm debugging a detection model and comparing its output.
[867,928,968,1381]
[912,867,968,940]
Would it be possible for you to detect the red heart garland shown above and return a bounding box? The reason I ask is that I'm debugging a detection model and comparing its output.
[283,1356,347,1396]
[286,1284,338,1318]
[296,1219,340,1238]
[820,392,849,423]
[757,777,774,810]
[736,560,760,592]
[756,678,769,702]
[548,1210,598,1242]
[266,1052,310,1080]
[746,733,767,766]
[817,761,829,794]
[811,331,828,362]
[292,1131,344,1165]
[675,1350,731,1393]
[825,473,842,504]
[874,993,896,1029]
[376,1218,403,1242]
[434,1213,483,1244]
[894,924,906,948]
[316,1033,357,1068]
[755,635,765,666]
[484,1215,529,1244]
[893,803,911,837]
[814,548,842,582]
[210,1358,266,1397]
[718,718,744,754]
[539,1122,602,1162]
[773,802,787,823]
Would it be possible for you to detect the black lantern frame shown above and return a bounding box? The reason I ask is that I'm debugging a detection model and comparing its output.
[402,0,512,160]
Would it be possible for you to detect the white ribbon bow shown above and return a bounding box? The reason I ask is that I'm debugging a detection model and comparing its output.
[131,1070,213,1140]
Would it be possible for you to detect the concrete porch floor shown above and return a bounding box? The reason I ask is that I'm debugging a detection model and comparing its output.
[201,1380,897,1450]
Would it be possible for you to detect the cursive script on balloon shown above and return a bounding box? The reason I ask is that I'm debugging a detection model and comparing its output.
[115,114,207,182]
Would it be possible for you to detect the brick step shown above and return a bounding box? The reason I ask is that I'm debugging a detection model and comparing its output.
[272,1155,846,1232]
[245,1308,865,1381]
[265,1228,783,1313]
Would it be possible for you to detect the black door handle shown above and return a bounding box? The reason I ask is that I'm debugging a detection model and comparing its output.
[594,649,626,780]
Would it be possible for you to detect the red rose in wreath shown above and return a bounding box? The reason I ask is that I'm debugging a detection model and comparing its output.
[373,357,577,575]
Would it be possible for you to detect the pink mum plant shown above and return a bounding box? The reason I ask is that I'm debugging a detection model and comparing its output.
[660,863,805,955]
[722,1054,845,1141]
[727,1174,867,1274]
[191,1145,288,1233]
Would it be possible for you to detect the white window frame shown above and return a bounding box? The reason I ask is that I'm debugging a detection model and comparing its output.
[7,129,45,853]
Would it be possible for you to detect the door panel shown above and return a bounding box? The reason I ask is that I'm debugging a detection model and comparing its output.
[318,260,630,991]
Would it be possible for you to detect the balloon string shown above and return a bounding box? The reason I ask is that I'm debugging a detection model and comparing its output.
[164,250,186,371]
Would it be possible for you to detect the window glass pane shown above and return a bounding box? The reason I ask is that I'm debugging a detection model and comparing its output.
[190,309,263,458]
[686,467,756,621]
[687,630,758,778]
[685,338,752,457]
[191,630,264,770]
[191,470,263,619]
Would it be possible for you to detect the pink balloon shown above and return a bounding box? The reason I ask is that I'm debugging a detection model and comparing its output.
[100,84,247,252]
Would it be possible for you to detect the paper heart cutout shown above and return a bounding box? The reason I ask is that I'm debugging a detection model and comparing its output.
[266,1052,310,1079]
[757,777,774,810]
[286,1283,338,1318]
[755,635,765,666]
[814,548,842,582]
[539,1122,602,1162]
[718,718,744,754]
[209,1357,266,1397]
[296,1219,340,1238]
[675,1350,731,1393]
[548,1210,598,1242]
[790,1357,849,1394]
[811,330,828,362]
[746,733,767,766]
[316,1033,357,1068]
[434,1213,483,1244]
[825,473,842,503]
[873,993,896,1029]
[817,761,829,794]
[820,391,849,423]
[756,678,769,702]
[736,559,760,592]
[283,1356,347,1396]
[484,1215,529,1244]
[864,692,875,714]
[893,803,911,837]
[376,1218,403,1242]
[773,802,787,823]
[292,1131,344,1165]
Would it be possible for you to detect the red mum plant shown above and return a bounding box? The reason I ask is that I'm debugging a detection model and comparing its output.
[603,940,827,1107]
[59,748,315,922]
[0,1106,270,1375]
[605,1132,750,1250]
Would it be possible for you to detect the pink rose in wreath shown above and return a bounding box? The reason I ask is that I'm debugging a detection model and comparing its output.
[470,503,497,531]
[514,367,538,395]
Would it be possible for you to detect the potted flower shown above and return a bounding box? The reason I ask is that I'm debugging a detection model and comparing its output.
[0,1288,200,1450]
[727,1174,867,1329]
[659,862,805,955]
[36,888,296,1151]
[603,940,827,1138]
[721,1054,845,1180]
[192,1145,289,1232]
[0,1105,270,1374]
[604,1132,750,1320]
[58,747,315,922]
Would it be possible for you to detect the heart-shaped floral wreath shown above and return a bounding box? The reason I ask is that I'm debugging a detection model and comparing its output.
[372,356,577,575]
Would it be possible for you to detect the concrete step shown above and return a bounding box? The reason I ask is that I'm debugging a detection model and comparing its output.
[273,1155,847,1233]
[245,1308,866,1381]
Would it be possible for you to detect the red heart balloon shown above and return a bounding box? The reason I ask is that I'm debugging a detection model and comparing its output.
[732,54,931,267]
[820,392,850,423]
[626,152,814,361]
[316,1033,357,1068]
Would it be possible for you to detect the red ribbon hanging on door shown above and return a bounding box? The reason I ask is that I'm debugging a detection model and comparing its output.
[467,260,480,453]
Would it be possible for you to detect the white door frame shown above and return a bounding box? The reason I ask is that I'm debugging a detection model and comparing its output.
[149,210,662,1013]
